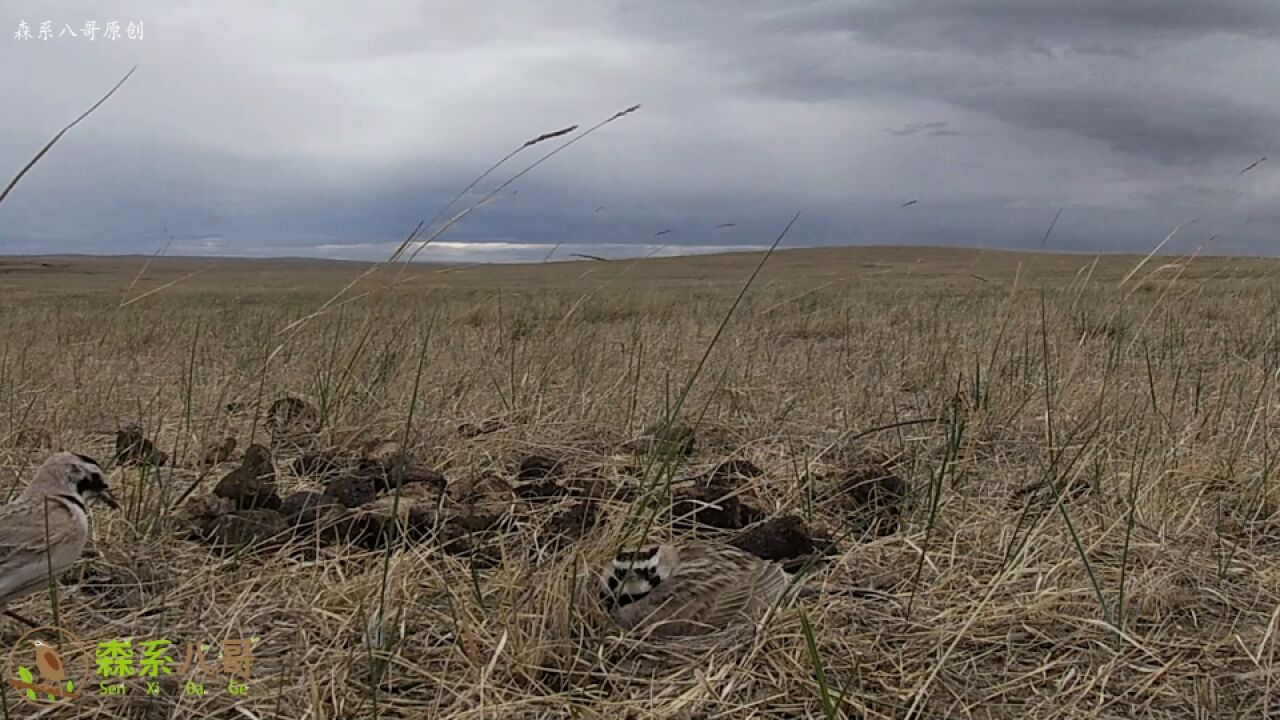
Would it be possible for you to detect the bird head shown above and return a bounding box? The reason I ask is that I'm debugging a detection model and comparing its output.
[599,544,675,608]
[23,452,119,510]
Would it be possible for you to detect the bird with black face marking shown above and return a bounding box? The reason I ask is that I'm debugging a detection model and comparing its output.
[0,452,118,627]
[599,539,795,638]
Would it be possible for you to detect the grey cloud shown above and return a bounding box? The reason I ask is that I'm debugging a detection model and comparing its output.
[947,89,1277,167]
[886,121,952,136]
[769,1,1280,54]
[1,0,1278,260]
[721,6,1277,169]
[1067,43,1139,59]
[886,123,922,136]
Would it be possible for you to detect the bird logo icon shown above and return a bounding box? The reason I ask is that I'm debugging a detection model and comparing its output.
[5,626,88,706]
[32,640,67,683]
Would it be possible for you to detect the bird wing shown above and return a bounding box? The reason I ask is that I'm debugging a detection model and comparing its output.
[617,544,789,636]
[0,498,86,605]
[686,553,789,630]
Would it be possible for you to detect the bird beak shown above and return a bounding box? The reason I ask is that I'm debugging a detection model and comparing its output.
[98,488,120,510]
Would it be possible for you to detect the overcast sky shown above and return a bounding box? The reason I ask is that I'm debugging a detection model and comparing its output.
[1,1,1276,261]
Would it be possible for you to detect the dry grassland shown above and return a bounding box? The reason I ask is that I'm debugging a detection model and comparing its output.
[2,245,1280,719]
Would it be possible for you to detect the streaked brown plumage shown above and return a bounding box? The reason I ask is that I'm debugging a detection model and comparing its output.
[599,540,792,637]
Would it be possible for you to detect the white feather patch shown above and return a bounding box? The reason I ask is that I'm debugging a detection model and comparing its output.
[617,577,652,596]
[613,556,659,572]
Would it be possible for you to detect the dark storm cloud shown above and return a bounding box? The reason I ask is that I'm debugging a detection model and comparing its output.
[0,0,1277,260]
[727,2,1280,168]
[948,89,1277,167]
[745,45,1277,167]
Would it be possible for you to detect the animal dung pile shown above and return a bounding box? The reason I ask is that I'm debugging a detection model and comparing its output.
[208,509,289,551]
[279,490,343,529]
[729,515,835,573]
[265,395,321,448]
[513,454,580,502]
[201,436,237,466]
[175,437,880,581]
[181,443,477,556]
[545,498,598,543]
[671,457,768,531]
[266,396,320,432]
[322,473,380,508]
[324,457,446,508]
[114,423,168,466]
[832,462,906,537]
[213,444,281,510]
[179,493,287,554]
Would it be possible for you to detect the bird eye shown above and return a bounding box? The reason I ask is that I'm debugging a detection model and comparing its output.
[75,470,107,495]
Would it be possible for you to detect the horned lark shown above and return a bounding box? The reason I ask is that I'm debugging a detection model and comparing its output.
[0,452,118,626]
[598,539,795,638]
